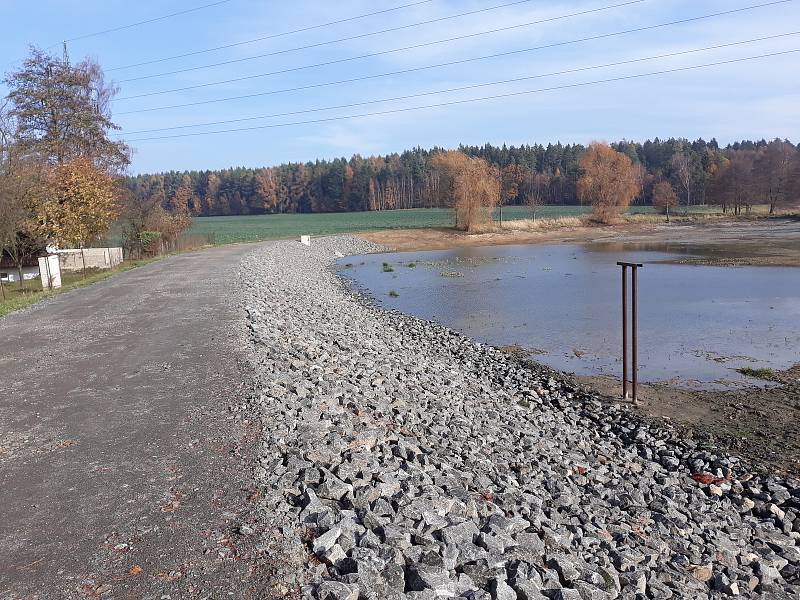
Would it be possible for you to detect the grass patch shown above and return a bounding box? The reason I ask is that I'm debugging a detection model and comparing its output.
[388,289,400,298]
[0,258,158,318]
[382,262,394,273]
[406,262,417,268]
[185,205,775,245]
[737,367,779,381]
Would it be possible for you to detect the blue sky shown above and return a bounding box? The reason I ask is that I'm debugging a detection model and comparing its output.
[2,0,799,174]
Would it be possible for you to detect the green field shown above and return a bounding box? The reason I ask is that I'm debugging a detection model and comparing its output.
[188,206,667,245]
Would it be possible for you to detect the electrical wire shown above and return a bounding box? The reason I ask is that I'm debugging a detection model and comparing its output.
[118,32,800,136]
[1,0,235,71]
[66,0,236,43]
[110,0,472,71]
[124,49,800,142]
[115,0,792,100]
[116,0,648,83]
[116,2,793,112]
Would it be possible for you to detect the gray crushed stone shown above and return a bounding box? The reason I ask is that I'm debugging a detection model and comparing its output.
[239,236,800,599]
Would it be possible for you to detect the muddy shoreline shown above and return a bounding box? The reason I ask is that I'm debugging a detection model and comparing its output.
[579,369,800,479]
[361,216,800,267]
[499,344,800,477]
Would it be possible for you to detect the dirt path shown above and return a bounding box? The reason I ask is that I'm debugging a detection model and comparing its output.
[0,245,271,599]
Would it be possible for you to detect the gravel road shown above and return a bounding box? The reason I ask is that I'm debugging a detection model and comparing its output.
[0,244,269,599]
[241,236,800,599]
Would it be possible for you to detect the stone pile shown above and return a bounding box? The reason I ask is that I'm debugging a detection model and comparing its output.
[239,237,800,599]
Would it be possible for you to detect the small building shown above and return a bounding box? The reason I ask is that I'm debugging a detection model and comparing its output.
[0,255,40,284]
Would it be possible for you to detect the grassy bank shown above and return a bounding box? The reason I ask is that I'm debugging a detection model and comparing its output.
[0,259,157,318]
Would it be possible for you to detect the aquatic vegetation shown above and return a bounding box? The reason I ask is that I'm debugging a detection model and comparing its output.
[737,367,778,380]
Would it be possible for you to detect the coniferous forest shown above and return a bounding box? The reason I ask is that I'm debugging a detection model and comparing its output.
[124,137,798,217]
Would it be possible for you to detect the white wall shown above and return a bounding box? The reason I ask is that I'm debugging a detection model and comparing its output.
[55,248,123,272]
[0,266,39,283]
[38,255,62,290]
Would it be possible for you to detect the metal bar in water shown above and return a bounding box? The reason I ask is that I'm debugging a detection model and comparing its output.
[617,262,643,401]
[632,265,639,403]
[622,265,628,399]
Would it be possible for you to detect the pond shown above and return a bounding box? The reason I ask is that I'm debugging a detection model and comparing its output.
[338,243,800,389]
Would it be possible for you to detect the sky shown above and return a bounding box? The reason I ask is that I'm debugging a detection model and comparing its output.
[2,0,799,174]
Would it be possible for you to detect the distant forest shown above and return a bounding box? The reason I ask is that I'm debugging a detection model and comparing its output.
[124,138,796,216]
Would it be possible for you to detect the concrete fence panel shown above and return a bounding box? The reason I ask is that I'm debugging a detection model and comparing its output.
[56,248,123,272]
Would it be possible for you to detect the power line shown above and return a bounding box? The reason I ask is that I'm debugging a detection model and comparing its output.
[116,2,792,113]
[109,0,436,72]
[116,32,800,136]
[115,0,792,100]
[125,49,800,142]
[1,0,236,72]
[66,0,236,43]
[116,0,647,83]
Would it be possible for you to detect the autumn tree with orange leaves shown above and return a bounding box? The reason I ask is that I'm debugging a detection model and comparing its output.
[2,48,129,263]
[432,150,500,231]
[37,158,117,248]
[577,142,641,223]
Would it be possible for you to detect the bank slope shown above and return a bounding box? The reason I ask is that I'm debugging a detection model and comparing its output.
[241,236,799,600]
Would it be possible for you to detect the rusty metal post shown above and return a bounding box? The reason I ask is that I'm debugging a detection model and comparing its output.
[632,265,639,403]
[618,262,642,401]
[621,265,628,399]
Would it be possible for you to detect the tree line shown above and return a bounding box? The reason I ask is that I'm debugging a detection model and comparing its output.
[429,138,800,231]
[125,137,800,219]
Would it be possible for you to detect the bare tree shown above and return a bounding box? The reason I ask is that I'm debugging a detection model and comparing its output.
[498,164,524,227]
[652,180,679,222]
[709,151,756,215]
[670,152,693,213]
[754,140,796,213]
[526,172,549,221]
[789,153,800,210]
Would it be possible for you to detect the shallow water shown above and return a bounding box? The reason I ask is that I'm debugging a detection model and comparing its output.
[339,243,800,389]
